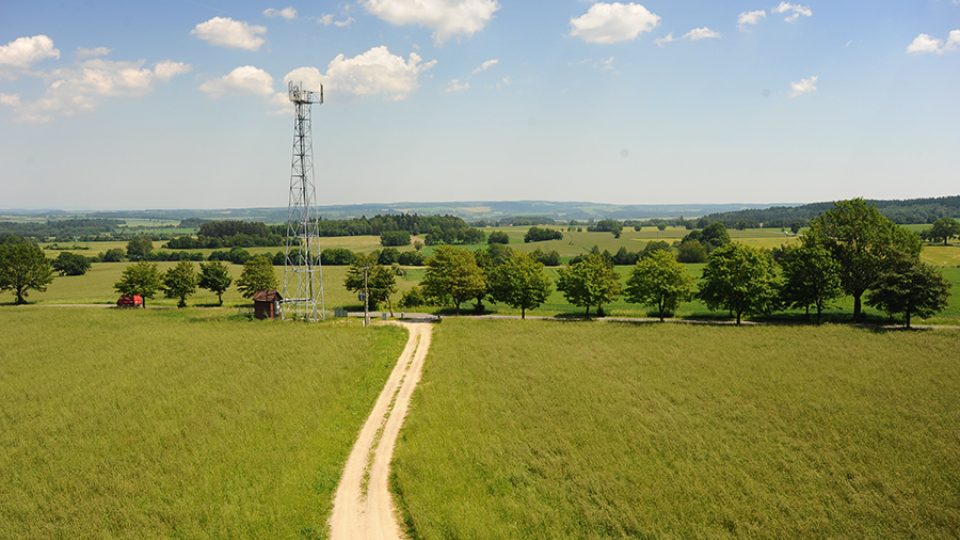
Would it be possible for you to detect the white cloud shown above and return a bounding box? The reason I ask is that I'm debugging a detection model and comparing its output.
[0,35,60,73]
[282,46,436,102]
[263,7,297,20]
[738,10,766,31]
[0,93,22,107]
[153,60,192,81]
[569,2,660,44]
[654,33,674,47]
[906,30,960,54]
[3,58,189,123]
[361,0,499,44]
[772,2,812,23]
[191,17,267,51]
[445,79,469,92]
[199,65,275,98]
[789,75,818,98]
[472,58,499,74]
[75,46,112,59]
[320,46,436,100]
[318,14,355,27]
[683,27,721,41]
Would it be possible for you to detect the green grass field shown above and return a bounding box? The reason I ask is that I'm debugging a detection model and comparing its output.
[0,308,406,538]
[392,319,960,538]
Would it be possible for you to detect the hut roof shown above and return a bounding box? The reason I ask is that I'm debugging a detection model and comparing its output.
[252,290,281,302]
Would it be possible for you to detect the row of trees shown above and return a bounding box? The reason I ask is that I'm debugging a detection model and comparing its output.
[112,256,281,308]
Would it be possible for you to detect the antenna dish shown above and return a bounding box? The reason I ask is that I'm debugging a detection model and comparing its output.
[288,81,323,105]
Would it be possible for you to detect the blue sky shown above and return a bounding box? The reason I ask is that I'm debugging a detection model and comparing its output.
[1,1,958,210]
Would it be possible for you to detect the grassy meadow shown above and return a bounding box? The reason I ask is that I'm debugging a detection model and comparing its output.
[392,319,960,538]
[0,308,406,538]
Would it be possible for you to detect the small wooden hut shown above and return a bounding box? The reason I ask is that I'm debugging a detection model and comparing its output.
[252,290,282,320]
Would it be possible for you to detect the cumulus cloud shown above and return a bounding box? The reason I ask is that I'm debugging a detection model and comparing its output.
[361,0,499,43]
[684,27,721,41]
[738,10,766,31]
[772,2,812,23]
[569,2,660,44]
[789,75,818,98]
[445,79,469,93]
[1,58,190,123]
[472,58,499,74]
[321,46,436,100]
[153,60,192,81]
[0,34,60,76]
[75,46,112,59]
[199,65,276,97]
[318,14,356,27]
[263,7,297,20]
[654,33,674,47]
[0,93,21,107]
[906,30,960,54]
[191,17,267,51]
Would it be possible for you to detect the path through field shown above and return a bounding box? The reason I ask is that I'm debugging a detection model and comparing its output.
[329,322,433,540]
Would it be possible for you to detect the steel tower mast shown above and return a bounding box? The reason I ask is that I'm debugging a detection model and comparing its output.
[281,81,324,321]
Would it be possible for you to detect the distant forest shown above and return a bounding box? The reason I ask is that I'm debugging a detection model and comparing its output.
[699,196,960,228]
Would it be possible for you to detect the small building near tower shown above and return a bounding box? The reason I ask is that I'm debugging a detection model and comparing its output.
[253,290,282,320]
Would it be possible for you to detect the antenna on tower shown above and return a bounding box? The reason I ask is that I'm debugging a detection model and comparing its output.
[281,81,324,321]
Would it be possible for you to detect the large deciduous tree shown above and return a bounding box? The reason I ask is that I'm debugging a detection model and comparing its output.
[803,198,921,321]
[421,246,486,314]
[698,243,780,325]
[162,261,198,308]
[556,252,621,317]
[777,245,843,324]
[488,252,552,319]
[52,251,92,276]
[126,235,154,261]
[198,261,232,305]
[114,261,162,308]
[925,217,960,246]
[0,237,54,305]
[236,255,278,299]
[625,249,695,321]
[344,253,399,314]
[867,259,951,328]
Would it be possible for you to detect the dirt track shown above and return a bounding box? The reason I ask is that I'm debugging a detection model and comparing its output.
[329,322,432,540]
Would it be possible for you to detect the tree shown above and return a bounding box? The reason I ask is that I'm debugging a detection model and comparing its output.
[199,261,232,305]
[524,227,563,243]
[162,261,198,308]
[0,238,54,305]
[867,259,950,328]
[682,222,730,252]
[777,245,842,323]
[236,255,278,298]
[489,252,552,319]
[114,261,162,308]
[625,250,695,321]
[52,251,92,276]
[100,248,125,262]
[804,199,921,321]
[487,231,510,245]
[926,217,960,246]
[380,230,411,247]
[420,246,486,314]
[344,253,399,313]
[698,243,780,325]
[642,240,672,258]
[556,252,621,317]
[126,235,154,261]
[677,240,707,263]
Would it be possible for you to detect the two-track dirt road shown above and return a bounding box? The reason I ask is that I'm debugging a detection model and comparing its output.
[329,322,433,540]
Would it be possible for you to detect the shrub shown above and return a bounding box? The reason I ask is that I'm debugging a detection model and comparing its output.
[399,286,426,308]
[397,251,426,266]
[487,231,510,245]
[677,240,707,263]
[524,227,563,243]
[321,248,356,266]
[381,230,411,247]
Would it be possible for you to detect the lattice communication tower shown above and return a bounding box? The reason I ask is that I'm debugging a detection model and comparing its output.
[281,81,325,321]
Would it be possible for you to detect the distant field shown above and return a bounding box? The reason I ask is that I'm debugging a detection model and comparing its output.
[0,308,406,538]
[392,320,960,538]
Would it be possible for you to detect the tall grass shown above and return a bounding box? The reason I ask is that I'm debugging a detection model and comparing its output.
[0,308,406,538]
[392,319,960,538]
